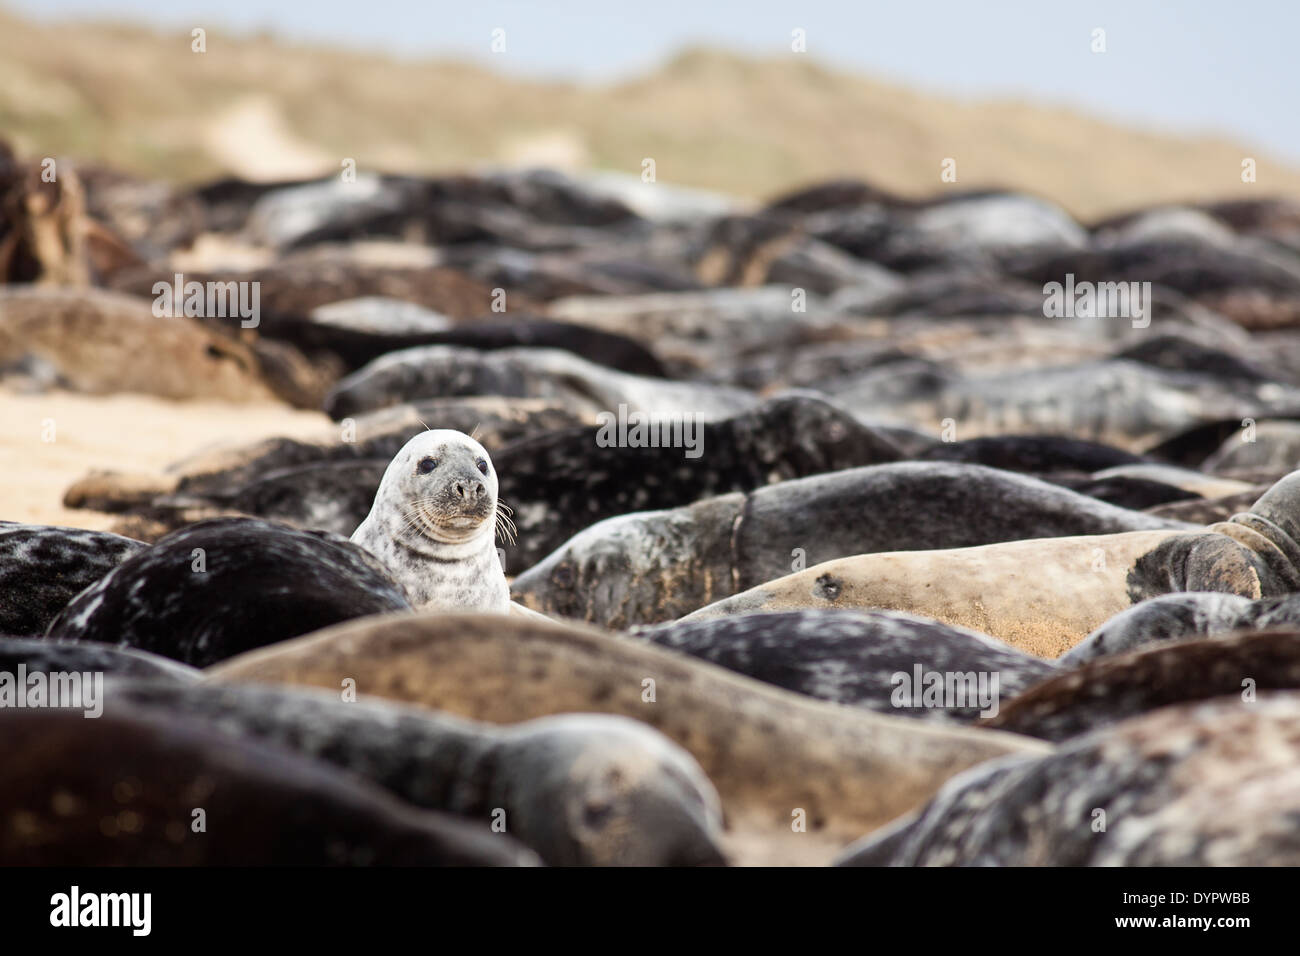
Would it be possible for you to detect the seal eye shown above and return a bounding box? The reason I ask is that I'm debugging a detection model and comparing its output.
[417,457,438,475]
[476,459,489,476]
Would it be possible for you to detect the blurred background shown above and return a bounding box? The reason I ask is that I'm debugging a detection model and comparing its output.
[3,0,1299,216]
[4,0,1300,533]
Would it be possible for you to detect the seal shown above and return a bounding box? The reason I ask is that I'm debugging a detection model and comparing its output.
[0,636,200,683]
[61,397,592,539]
[82,395,904,570]
[546,286,844,379]
[1041,472,1196,511]
[0,286,283,402]
[827,356,1300,453]
[1064,591,1300,664]
[511,461,1189,629]
[1003,232,1300,330]
[1203,419,1300,473]
[202,611,1050,864]
[0,523,145,635]
[836,694,1300,865]
[679,469,1300,656]
[1087,462,1254,499]
[1143,485,1269,525]
[630,609,1057,723]
[915,434,1142,473]
[0,705,536,865]
[45,517,410,667]
[278,308,668,377]
[324,344,757,422]
[351,429,510,613]
[989,630,1300,741]
[105,679,725,866]
[492,394,904,573]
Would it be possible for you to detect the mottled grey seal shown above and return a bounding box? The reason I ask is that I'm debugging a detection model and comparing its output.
[492,394,903,573]
[0,636,200,683]
[0,523,144,635]
[351,429,510,613]
[1003,233,1300,330]
[1065,591,1300,664]
[915,434,1142,474]
[61,397,592,540]
[324,344,757,421]
[1202,419,1300,473]
[825,357,1300,452]
[0,706,536,865]
[631,609,1058,723]
[836,694,1300,865]
[203,612,1049,864]
[989,630,1300,741]
[104,679,724,866]
[46,518,410,667]
[280,305,667,377]
[1143,485,1269,525]
[680,469,1300,656]
[511,461,1188,629]
[546,286,841,378]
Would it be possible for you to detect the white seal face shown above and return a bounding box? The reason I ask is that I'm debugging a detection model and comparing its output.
[351,430,512,613]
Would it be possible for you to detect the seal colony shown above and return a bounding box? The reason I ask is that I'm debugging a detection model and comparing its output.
[11,153,1300,865]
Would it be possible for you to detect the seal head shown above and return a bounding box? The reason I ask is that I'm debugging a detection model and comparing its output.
[352,429,511,612]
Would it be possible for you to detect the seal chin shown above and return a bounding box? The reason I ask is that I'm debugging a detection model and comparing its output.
[419,509,490,544]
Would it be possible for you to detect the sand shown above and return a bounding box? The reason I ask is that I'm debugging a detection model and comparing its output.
[0,387,331,531]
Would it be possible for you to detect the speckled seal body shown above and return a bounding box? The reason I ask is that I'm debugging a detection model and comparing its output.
[492,394,904,573]
[1069,590,1300,664]
[631,609,1057,722]
[511,461,1190,629]
[351,429,510,613]
[0,523,145,635]
[203,611,1050,863]
[837,694,1300,866]
[990,630,1300,741]
[45,517,410,667]
[0,636,200,683]
[104,679,725,866]
[681,469,1300,657]
[0,705,536,866]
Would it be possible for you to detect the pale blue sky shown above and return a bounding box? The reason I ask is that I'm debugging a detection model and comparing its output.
[12,0,1300,160]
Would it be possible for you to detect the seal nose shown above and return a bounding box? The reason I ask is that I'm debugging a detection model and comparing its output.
[454,478,486,500]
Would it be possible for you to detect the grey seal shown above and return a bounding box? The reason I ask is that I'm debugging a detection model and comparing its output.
[631,609,1057,723]
[511,461,1188,629]
[351,429,510,612]
[0,523,145,635]
[837,694,1300,866]
[45,517,410,667]
[103,679,725,866]
[0,705,536,866]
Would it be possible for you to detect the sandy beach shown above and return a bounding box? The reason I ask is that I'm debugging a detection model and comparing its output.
[0,387,330,530]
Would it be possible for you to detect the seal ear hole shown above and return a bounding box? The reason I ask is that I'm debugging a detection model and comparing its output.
[417,456,438,474]
[553,562,575,588]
